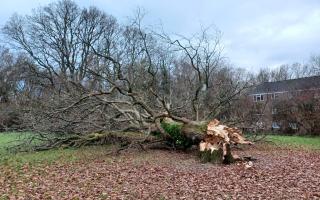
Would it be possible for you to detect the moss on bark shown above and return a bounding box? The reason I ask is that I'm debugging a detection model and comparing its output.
[199,149,224,164]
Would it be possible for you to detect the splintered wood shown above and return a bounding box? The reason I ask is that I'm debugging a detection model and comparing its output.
[199,119,252,163]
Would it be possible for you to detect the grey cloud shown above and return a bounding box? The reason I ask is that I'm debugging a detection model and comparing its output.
[1,0,320,70]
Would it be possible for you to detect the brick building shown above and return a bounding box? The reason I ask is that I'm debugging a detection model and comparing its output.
[248,76,320,134]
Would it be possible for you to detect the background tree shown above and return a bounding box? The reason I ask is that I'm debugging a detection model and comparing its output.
[310,55,320,75]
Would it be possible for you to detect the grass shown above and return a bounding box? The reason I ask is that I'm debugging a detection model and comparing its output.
[0,132,34,154]
[0,132,113,169]
[1,132,319,169]
[266,135,320,150]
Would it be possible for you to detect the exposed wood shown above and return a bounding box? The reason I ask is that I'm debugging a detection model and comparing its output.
[198,119,252,164]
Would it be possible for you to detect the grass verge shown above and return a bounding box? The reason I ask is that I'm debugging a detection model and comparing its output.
[266,135,320,150]
[0,132,114,169]
[1,132,319,169]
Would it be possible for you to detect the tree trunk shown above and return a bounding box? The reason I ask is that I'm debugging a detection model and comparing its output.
[174,118,251,164]
[223,144,235,164]
[31,118,251,165]
[199,149,224,164]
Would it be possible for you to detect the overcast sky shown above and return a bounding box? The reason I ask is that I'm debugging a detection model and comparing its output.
[1,0,320,71]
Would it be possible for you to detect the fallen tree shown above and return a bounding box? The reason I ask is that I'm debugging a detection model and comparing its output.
[3,0,254,164]
[199,119,252,164]
[28,117,252,164]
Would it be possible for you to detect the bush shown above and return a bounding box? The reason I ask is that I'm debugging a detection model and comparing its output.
[0,104,21,131]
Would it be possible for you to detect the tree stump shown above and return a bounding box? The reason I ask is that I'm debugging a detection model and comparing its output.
[199,149,223,164]
[223,144,235,164]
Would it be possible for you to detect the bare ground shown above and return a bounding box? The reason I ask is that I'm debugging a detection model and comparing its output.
[1,145,320,200]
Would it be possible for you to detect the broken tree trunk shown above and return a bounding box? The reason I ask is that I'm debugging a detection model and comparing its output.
[198,119,252,164]
[30,117,251,166]
[199,147,224,164]
[153,118,250,164]
[159,117,252,164]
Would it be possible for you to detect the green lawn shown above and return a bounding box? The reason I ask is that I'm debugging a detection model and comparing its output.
[0,132,32,154]
[0,132,113,168]
[1,132,319,168]
[266,135,320,150]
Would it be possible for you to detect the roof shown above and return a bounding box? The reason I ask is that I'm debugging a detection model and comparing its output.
[249,76,320,94]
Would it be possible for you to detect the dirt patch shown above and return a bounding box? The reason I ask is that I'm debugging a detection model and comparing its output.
[1,145,320,199]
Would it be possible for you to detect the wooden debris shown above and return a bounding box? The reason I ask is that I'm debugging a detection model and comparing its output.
[199,119,253,164]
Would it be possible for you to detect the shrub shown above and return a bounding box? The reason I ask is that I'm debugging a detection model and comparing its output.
[0,104,21,131]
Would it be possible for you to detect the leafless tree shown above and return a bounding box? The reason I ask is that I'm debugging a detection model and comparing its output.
[3,0,117,85]
[256,68,270,83]
[0,47,30,130]
[2,0,252,161]
[310,55,320,75]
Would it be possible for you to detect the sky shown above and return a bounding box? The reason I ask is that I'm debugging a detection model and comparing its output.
[0,0,320,71]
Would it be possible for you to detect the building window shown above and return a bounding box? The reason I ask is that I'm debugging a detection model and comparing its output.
[272,122,280,129]
[289,122,298,130]
[253,94,264,102]
[271,93,279,100]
